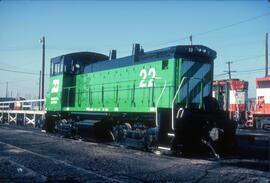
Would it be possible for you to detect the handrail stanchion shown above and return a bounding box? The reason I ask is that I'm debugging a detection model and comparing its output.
[171,77,187,130]
[155,77,167,127]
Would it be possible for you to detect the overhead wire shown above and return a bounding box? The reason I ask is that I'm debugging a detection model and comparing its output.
[214,53,269,70]
[0,12,269,54]
[145,11,270,49]
[0,80,31,85]
[214,67,270,78]
[229,54,265,63]
[0,68,50,76]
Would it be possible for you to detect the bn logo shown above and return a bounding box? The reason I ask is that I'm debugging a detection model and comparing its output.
[51,79,60,93]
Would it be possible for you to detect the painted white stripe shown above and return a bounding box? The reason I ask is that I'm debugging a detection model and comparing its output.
[86,107,93,111]
[0,99,45,104]
[51,101,57,104]
[102,108,109,112]
[51,97,59,101]
[158,146,171,151]
[0,105,11,108]
[230,90,246,105]
[167,133,175,137]
[256,88,270,103]
[212,91,216,98]
[149,107,156,112]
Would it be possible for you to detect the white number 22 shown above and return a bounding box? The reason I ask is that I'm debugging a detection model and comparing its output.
[139,68,156,88]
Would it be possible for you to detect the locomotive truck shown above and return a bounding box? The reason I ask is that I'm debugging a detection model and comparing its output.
[44,44,236,157]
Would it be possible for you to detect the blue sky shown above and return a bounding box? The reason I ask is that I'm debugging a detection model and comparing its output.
[0,0,269,98]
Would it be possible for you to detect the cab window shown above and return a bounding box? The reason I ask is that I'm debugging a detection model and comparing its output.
[51,62,63,76]
[258,80,270,88]
[63,58,83,75]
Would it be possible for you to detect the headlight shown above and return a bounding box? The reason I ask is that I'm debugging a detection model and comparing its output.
[209,128,219,141]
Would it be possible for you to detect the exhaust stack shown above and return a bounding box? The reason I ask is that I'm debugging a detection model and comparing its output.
[132,43,140,62]
[109,49,117,60]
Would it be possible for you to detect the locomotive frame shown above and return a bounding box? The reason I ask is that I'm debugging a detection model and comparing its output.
[45,44,236,157]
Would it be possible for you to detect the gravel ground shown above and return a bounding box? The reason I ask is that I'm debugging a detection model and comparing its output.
[0,124,269,183]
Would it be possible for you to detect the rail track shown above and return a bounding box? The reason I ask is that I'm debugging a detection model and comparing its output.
[0,124,269,183]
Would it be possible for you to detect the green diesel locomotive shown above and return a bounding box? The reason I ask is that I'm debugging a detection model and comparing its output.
[45,44,236,157]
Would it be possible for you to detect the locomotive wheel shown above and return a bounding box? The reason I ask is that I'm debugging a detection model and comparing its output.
[144,131,154,151]
[124,123,132,129]
[112,122,131,143]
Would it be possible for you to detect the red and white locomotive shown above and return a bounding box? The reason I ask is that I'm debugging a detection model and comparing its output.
[252,76,270,129]
[212,79,248,123]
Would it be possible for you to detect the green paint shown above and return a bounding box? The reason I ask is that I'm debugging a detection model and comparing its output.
[46,57,214,113]
[45,75,63,111]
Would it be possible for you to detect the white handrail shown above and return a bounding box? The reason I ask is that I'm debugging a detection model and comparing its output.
[155,77,167,127]
[171,77,187,130]
[171,77,205,130]
[0,105,11,108]
[0,99,45,111]
[0,99,45,104]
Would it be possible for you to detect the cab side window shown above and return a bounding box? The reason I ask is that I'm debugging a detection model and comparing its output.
[63,59,83,75]
[50,61,63,76]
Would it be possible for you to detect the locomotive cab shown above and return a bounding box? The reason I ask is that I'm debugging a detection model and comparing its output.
[46,52,109,111]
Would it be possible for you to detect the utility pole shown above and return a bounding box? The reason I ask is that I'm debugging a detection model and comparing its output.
[266,33,268,77]
[40,36,45,110]
[5,82,8,98]
[40,36,45,100]
[38,70,41,100]
[224,61,236,80]
[189,34,193,46]
[38,70,41,110]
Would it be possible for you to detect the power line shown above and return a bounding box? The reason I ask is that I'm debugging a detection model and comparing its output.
[1,12,269,54]
[232,54,265,63]
[214,73,228,77]
[193,12,270,38]
[0,46,39,52]
[147,11,270,48]
[213,39,263,49]
[0,79,31,85]
[0,62,41,72]
[0,67,49,76]
[215,67,270,77]
[237,67,270,73]
[214,54,270,69]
